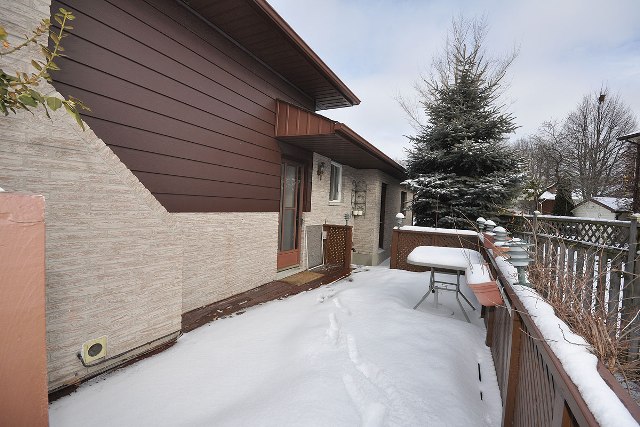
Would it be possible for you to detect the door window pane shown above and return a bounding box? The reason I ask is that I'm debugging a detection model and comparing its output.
[282,209,295,251]
[284,164,296,208]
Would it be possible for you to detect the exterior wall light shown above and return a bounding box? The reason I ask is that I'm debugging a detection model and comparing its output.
[317,161,326,179]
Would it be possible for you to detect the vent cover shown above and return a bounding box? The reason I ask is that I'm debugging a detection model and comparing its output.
[81,336,107,364]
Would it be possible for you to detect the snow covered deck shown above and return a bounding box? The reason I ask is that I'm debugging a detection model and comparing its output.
[49,266,501,426]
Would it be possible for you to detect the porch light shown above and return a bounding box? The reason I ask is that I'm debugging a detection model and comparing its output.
[395,212,405,228]
[317,161,326,179]
[484,219,496,232]
[504,238,533,286]
[344,212,350,225]
[476,217,486,231]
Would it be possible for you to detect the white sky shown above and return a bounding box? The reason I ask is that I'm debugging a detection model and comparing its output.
[268,0,640,161]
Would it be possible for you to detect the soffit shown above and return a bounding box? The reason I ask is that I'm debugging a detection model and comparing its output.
[183,0,360,110]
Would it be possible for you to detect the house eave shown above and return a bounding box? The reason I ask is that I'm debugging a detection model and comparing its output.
[274,100,406,180]
[181,0,360,110]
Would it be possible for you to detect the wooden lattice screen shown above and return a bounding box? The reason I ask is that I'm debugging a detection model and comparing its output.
[323,224,352,272]
[389,228,480,271]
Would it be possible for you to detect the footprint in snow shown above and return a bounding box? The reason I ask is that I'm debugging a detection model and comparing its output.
[326,312,340,346]
[333,297,351,315]
[342,373,387,427]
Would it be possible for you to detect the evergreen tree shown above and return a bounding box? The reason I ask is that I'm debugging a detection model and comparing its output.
[403,17,523,227]
[552,176,575,216]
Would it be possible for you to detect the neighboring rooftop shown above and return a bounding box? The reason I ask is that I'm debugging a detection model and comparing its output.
[591,197,632,212]
[182,0,360,110]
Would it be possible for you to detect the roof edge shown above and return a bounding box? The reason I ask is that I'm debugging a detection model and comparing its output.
[333,123,405,175]
[253,0,360,108]
[618,131,640,143]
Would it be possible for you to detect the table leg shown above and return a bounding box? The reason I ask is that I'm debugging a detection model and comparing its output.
[413,269,435,309]
[456,271,476,311]
[455,271,471,323]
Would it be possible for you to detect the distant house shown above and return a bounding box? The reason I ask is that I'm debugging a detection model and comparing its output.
[0,0,411,393]
[538,183,582,214]
[572,197,632,220]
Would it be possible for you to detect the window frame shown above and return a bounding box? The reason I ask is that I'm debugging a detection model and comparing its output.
[328,161,343,203]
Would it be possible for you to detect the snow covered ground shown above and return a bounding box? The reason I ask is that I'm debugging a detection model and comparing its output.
[49,266,502,427]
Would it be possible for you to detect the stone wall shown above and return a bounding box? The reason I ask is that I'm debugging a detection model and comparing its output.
[178,213,278,312]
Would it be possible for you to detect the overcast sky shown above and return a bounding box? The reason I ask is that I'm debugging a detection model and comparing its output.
[268,0,640,162]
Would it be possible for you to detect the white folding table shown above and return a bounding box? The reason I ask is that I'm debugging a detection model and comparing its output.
[407,246,483,322]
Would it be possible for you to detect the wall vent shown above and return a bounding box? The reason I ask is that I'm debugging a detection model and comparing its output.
[80,336,107,364]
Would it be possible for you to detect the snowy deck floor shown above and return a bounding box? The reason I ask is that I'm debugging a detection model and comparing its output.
[49,266,502,426]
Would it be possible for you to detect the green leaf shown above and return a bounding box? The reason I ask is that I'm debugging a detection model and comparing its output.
[18,93,38,107]
[50,32,59,44]
[47,62,60,71]
[29,89,43,103]
[54,15,63,25]
[31,60,42,71]
[0,25,7,41]
[74,111,85,130]
[58,8,69,14]
[46,96,62,111]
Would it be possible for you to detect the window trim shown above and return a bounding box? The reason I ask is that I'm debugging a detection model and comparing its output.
[329,161,342,202]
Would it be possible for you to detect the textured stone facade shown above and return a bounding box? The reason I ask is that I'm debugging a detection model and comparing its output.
[178,213,278,312]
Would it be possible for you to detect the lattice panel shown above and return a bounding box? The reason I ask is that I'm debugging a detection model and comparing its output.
[539,219,629,250]
[323,225,348,267]
[393,230,480,272]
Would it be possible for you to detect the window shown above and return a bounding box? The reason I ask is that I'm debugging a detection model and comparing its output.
[400,191,407,213]
[329,162,342,202]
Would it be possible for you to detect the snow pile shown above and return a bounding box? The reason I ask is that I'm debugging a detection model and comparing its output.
[50,267,501,426]
[494,257,638,427]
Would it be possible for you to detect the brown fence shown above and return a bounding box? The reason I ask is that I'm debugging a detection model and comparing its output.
[389,227,640,426]
[389,228,481,271]
[323,224,352,273]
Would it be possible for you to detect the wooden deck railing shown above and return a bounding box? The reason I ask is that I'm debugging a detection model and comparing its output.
[389,227,640,426]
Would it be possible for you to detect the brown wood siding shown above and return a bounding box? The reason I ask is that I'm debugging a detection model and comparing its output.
[51,0,316,212]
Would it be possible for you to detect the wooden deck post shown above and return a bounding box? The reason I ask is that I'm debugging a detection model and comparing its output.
[344,226,353,272]
[623,216,639,357]
[390,228,399,269]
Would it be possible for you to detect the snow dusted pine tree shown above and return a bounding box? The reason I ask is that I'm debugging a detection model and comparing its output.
[403,17,523,227]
